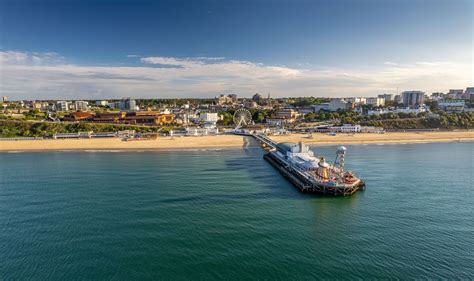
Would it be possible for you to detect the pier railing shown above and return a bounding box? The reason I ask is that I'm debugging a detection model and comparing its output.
[254,133,278,150]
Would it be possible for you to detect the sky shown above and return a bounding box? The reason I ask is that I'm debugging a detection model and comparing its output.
[0,0,472,100]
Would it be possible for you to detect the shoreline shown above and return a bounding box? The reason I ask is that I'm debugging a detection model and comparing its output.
[0,131,473,152]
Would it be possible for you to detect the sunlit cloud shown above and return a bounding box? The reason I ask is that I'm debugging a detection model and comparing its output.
[0,51,472,100]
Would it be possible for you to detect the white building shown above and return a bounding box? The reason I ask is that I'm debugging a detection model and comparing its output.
[314,124,361,133]
[329,99,351,112]
[199,112,219,129]
[185,127,219,136]
[95,100,108,106]
[56,101,71,111]
[438,99,465,112]
[123,98,137,111]
[402,91,425,107]
[366,97,385,107]
[109,98,137,111]
[367,105,429,115]
[345,97,366,105]
[266,118,285,127]
[181,113,199,124]
[74,101,89,111]
[160,108,171,114]
[329,124,361,133]
[199,112,219,122]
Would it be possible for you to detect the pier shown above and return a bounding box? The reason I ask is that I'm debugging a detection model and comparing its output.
[249,132,364,196]
[254,133,278,151]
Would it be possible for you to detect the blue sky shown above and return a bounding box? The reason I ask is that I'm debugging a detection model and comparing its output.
[0,0,472,99]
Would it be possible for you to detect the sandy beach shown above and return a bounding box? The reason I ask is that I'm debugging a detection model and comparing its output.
[0,131,473,151]
[270,131,474,146]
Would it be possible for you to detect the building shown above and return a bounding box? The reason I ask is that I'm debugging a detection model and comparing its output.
[345,97,366,105]
[447,89,463,99]
[90,111,174,125]
[329,124,361,133]
[199,112,219,122]
[276,108,299,119]
[329,99,351,112]
[179,113,199,125]
[32,102,45,110]
[312,103,330,112]
[269,109,299,123]
[402,91,425,107]
[56,101,71,111]
[378,94,393,102]
[244,100,258,108]
[110,98,137,111]
[63,111,93,121]
[296,107,314,115]
[199,112,219,129]
[216,94,234,105]
[464,87,474,100]
[367,105,428,115]
[394,94,402,103]
[124,111,174,125]
[96,100,108,106]
[74,101,89,111]
[438,99,465,113]
[228,94,237,102]
[89,112,125,123]
[266,118,286,127]
[122,98,137,111]
[252,93,263,102]
[431,92,445,101]
[185,127,219,136]
[366,97,385,107]
[313,124,361,133]
[2,96,7,102]
[47,103,57,111]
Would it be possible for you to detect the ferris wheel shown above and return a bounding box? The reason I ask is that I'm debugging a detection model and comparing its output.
[233,108,252,129]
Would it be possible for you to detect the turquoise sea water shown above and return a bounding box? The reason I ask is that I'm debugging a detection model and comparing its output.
[0,142,473,279]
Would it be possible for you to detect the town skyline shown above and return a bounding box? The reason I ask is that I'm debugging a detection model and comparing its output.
[2,85,473,102]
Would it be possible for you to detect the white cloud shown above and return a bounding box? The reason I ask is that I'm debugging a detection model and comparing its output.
[140,56,227,66]
[140,56,203,68]
[0,51,472,99]
[0,51,28,63]
[0,50,63,65]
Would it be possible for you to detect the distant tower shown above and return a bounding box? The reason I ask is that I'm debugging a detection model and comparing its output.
[334,146,347,171]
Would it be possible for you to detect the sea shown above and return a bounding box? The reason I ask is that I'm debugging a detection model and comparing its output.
[0,142,473,280]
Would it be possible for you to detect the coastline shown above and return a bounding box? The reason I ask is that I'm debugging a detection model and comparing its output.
[0,131,473,152]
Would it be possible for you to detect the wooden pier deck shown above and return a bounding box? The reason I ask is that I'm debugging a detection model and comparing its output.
[251,133,364,196]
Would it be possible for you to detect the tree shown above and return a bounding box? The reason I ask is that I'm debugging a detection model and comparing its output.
[217,112,233,126]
